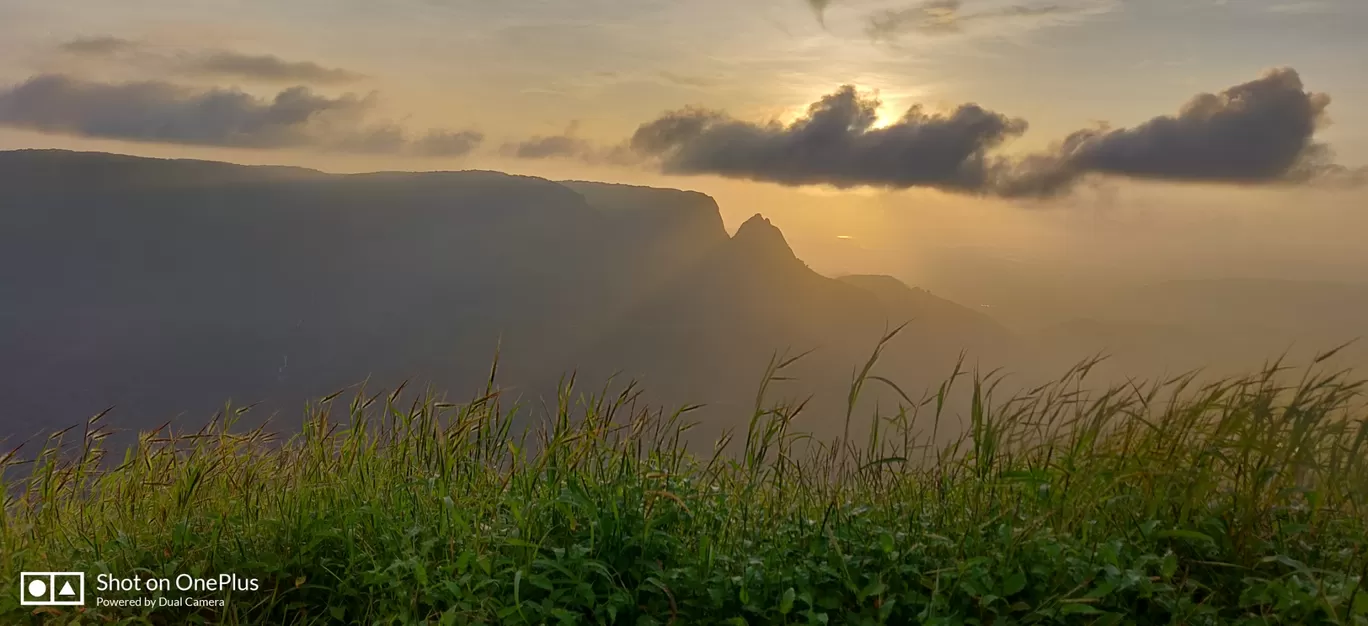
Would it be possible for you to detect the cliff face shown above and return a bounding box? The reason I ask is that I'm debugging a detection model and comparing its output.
[562,180,730,251]
[558,180,732,310]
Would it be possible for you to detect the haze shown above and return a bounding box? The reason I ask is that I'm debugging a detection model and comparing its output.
[1,0,1366,446]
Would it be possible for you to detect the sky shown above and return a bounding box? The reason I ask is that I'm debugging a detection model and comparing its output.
[1,0,1366,298]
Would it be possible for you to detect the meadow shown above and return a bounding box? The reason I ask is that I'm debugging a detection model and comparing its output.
[3,332,1367,624]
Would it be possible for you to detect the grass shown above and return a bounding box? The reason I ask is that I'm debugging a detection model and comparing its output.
[3,331,1368,625]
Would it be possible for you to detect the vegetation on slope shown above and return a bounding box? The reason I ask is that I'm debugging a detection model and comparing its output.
[3,334,1367,625]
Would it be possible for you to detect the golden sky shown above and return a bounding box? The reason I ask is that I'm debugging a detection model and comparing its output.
[1,0,1366,286]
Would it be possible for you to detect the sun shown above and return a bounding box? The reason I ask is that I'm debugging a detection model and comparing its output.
[871,108,901,129]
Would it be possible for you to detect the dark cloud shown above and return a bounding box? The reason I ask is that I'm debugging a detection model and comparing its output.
[58,36,138,55]
[628,85,1028,192]
[867,0,1077,40]
[185,52,365,84]
[625,68,1361,196]
[0,74,366,148]
[0,74,481,157]
[997,67,1352,196]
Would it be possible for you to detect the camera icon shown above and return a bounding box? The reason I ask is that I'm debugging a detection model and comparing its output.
[19,572,85,606]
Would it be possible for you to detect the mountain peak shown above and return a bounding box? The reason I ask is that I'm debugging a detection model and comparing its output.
[731,213,795,260]
[738,213,773,231]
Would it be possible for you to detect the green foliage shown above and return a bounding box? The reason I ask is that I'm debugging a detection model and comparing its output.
[3,338,1367,624]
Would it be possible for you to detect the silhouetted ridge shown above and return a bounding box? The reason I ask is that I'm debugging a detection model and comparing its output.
[838,274,918,295]
[0,148,1018,447]
[561,181,730,250]
[730,213,797,263]
[0,148,324,191]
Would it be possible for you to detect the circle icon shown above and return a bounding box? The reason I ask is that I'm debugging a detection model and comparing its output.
[27,578,47,598]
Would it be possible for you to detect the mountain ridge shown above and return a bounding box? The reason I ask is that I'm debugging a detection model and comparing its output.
[0,149,1009,443]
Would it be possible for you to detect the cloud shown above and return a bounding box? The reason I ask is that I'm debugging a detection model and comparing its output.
[185,52,365,84]
[624,68,1363,196]
[332,124,409,154]
[504,122,593,160]
[414,130,486,157]
[508,135,591,159]
[658,71,718,88]
[628,85,1029,192]
[57,36,363,84]
[0,74,365,148]
[867,0,968,37]
[0,74,482,156]
[997,67,1353,196]
[58,36,137,55]
[866,0,1093,41]
[808,0,835,24]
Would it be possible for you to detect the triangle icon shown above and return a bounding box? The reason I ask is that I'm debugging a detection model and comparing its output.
[59,581,76,597]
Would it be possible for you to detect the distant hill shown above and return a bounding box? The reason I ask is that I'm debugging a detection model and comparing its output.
[0,149,1007,443]
[836,275,1010,344]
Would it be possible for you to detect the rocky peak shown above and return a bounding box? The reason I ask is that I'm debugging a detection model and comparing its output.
[731,213,796,261]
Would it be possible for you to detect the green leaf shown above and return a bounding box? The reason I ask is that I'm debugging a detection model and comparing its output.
[1352,590,1368,616]
[1156,530,1214,543]
[1060,602,1102,615]
[879,597,897,621]
[1261,554,1310,572]
[780,587,796,615]
[529,574,554,591]
[1085,580,1117,600]
[1002,571,1027,596]
[1161,552,1178,580]
[861,581,888,600]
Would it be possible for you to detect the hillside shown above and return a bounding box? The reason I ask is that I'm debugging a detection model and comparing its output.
[0,149,1006,442]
